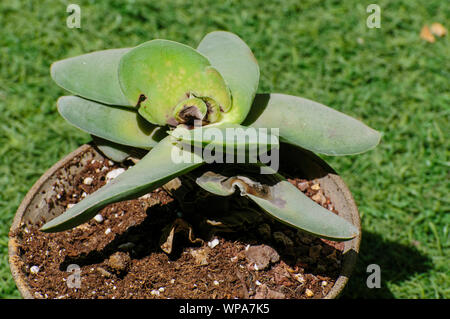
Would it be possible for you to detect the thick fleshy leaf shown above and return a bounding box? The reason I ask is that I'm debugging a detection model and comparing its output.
[244,93,381,156]
[40,137,204,232]
[169,123,279,152]
[51,48,131,106]
[91,136,148,163]
[58,96,165,149]
[118,39,231,126]
[197,31,260,124]
[92,136,133,162]
[195,167,359,241]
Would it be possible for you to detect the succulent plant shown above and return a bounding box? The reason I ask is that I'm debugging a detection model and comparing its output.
[41,31,380,242]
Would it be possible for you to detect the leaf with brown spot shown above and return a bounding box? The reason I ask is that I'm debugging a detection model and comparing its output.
[195,165,359,241]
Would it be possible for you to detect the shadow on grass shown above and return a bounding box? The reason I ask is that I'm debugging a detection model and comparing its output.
[341,231,432,298]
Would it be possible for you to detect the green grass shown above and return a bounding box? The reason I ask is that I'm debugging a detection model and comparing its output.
[0,0,448,298]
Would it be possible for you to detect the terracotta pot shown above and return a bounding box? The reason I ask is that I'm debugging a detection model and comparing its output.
[9,143,361,299]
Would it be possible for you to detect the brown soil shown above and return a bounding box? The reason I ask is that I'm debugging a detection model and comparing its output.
[10,150,345,299]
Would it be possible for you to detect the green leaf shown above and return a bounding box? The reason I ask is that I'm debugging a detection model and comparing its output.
[40,136,204,232]
[91,135,148,163]
[244,93,381,156]
[118,39,231,126]
[51,48,132,106]
[197,31,260,124]
[58,96,165,150]
[168,123,278,153]
[195,166,359,241]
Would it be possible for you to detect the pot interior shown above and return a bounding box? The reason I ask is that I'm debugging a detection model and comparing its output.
[9,143,360,299]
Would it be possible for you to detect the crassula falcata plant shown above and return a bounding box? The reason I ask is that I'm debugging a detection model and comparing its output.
[41,31,381,242]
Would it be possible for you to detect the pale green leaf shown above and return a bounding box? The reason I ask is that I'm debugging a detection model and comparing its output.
[41,136,203,232]
[91,135,148,163]
[169,123,278,153]
[118,40,231,126]
[51,48,131,106]
[58,96,165,150]
[244,93,381,156]
[196,166,359,241]
[197,31,260,124]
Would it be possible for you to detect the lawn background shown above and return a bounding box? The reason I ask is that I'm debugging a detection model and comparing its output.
[0,0,448,298]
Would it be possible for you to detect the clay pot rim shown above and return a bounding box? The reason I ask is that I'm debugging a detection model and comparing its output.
[9,143,361,299]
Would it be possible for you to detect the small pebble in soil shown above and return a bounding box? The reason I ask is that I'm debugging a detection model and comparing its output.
[297,181,309,191]
[305,289,314,298]
[245,245,280,270]
[93,214,104,223]
[208,238,220,249]
[83,177,93,185]
[312,191,327,205]
[106,168,125,181]
[34,292,43,298]
[105,228,111,235]
[30,265,40,274]
[151,290,160,296]
[107,252,131,274]
[293,273,305,284]
[311,183,321,191]
[190,248,209,266]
